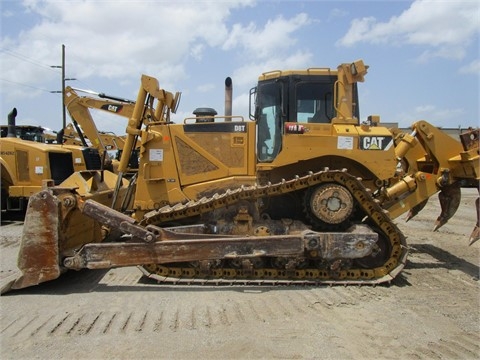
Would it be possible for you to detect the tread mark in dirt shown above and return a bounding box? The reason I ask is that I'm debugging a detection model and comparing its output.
[135,311,148,332]
[270,296,293,317]
[246,300,263,322]
[410,334,480,360]
[169,308,179,331]
[84,313,101,335]
[204,306,213,328]
[256,298,276,319]
[153,311,163,332]
[189,308,196,330]
[30,315,55,336]
[217,306,231,326]
[49,313,71,334]
[121,312,133,331]
[102,313,117,334]
[0,238,19,248]
[12,315,39,337]
[284,293,310,313]
[66,314,84,334]
[290,289,321,309]
[1,317,22,334]
[438,337,480,358]
[232,301,246,322]
[454,333,480,352]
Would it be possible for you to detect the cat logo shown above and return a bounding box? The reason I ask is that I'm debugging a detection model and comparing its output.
[360,136,393,151]
[100,104,123,113]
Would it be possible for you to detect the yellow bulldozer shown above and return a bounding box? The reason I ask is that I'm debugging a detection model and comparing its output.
[0,108,106,214]
[3,59,478,293]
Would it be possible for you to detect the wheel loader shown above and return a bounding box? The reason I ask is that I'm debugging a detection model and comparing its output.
[2,59,478,294]
[0,108,105,214]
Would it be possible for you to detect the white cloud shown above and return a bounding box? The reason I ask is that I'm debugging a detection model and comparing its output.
[230,50,313,87]
[1,0,315,116]
[232,92,251,119]
[415,47,467,64]
[222,13,310,59]
[414,104,436,114]
[337,0,479,61]
[459,59,480,75]
[1,1,254,90]
[196,83,215,93]
[328,8,348,21]
[190,43,205,61]
[402,104,466,127]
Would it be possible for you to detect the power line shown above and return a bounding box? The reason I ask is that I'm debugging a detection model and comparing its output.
[0,78,52,92]
[0,47,96,91]
[0,48,60,73]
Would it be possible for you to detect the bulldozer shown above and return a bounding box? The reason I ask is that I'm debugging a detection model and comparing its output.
[0,108,105,214]
[2,59,478,293]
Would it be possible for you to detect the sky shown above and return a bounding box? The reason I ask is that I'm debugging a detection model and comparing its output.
[1,0,479,136]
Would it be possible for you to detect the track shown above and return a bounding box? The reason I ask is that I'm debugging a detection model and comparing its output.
[139,169,408,285]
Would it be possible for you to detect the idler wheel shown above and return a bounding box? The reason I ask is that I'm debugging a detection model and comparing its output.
[310,184,353,223]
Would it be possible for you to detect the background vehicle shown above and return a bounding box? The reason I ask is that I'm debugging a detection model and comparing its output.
[0,124,50,142]
[4,60,478,293]
[62,86,141,170]
[1,108,103,214]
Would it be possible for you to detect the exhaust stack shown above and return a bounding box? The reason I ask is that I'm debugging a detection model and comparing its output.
[224,77,232,120]
[7,108,17,138]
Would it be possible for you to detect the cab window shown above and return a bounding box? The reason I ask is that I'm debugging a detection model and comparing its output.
[295,82,334,123]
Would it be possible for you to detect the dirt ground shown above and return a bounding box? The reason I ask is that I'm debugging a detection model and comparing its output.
[0,188,479,360]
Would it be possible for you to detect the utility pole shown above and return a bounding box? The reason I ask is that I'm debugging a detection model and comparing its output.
[51,44,76,130]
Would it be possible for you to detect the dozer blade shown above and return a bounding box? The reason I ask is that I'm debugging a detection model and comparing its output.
[469,197,480,246]
[433,184,461,232]
[1,170,133,294]
[9,190,62,291]
[405,199,428,222]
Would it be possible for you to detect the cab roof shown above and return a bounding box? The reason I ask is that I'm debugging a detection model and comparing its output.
[258,67,337,81]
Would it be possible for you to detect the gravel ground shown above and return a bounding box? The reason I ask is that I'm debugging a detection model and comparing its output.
[0,188,479,360]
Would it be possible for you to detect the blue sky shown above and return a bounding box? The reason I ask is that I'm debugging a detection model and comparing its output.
[1,0,479,135]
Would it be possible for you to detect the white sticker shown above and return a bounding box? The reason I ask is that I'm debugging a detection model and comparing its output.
[337,136,354,150]
[75,157,82,163]
[150,149,164,161]
[35,166,44,174]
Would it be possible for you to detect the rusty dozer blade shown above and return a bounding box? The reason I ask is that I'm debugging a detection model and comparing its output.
[7,190,62,292]
[469,197,480,246]
[433,184,461,232]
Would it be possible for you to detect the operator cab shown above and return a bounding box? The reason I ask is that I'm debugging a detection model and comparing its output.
[0,125,46,143]
[251,70,360,162]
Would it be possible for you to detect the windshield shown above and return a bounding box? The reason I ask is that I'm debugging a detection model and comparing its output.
[256,81,283,162]
[21,128,45,143]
